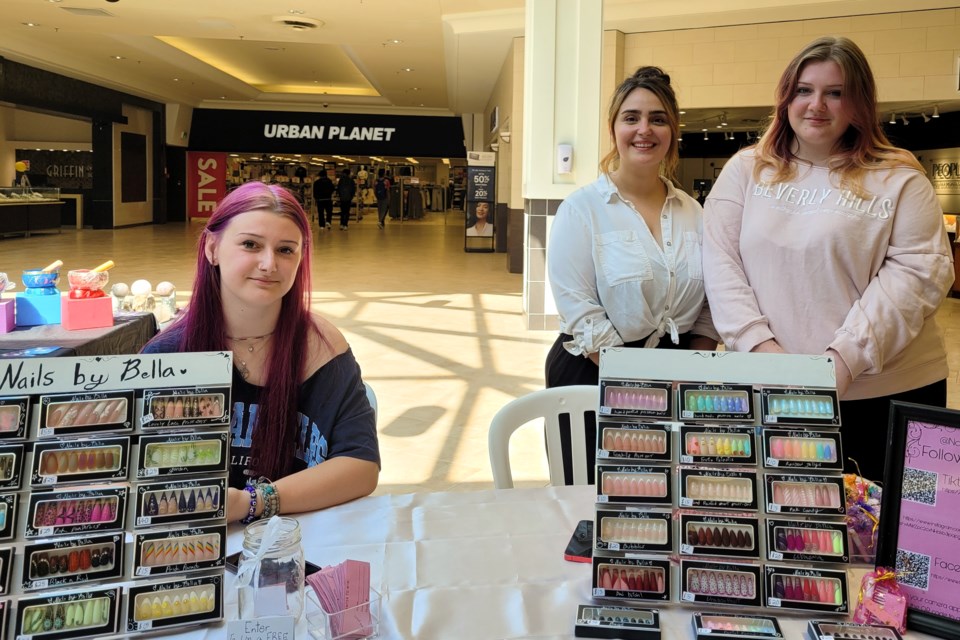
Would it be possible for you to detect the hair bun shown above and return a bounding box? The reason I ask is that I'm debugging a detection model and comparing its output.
[632,66,670,85]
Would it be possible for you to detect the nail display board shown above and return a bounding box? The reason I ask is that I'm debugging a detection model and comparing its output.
[592,348,848,618]
[0,352,231,638]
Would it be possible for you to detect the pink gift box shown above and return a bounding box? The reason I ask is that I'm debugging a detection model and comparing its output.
[0,299,13,333]
[61,296,113,331]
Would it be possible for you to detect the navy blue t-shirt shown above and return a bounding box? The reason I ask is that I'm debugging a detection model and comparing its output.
[142,326,380,488]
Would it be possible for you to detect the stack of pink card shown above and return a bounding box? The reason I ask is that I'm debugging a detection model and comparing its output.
[306,559,373,639]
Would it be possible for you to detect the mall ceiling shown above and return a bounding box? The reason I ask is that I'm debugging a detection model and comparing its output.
[1,0,958,131]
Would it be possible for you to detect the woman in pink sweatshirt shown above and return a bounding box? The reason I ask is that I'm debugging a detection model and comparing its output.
[703,36,954,483]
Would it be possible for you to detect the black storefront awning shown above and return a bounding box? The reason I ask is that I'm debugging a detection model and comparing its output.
[188,109,466,158]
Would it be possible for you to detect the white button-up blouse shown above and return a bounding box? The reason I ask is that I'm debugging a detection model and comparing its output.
[547,174,717,356]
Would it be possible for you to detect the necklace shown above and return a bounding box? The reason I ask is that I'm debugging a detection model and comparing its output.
[226,332,273,380]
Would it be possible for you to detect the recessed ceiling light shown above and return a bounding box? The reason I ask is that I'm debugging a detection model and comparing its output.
[384,39,403,45]
[288,9,305,14]
[22,23,39,27]
[400,67,414,72]
[411,87,420,91]
[48,0,63,3]
[679,123,686,128]
[112,56,125,60]
[173,78,180,82]
[679,110,686,115]
[220,96,226,99]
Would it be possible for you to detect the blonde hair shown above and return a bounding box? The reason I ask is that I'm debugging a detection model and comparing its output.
[753,36,922,195]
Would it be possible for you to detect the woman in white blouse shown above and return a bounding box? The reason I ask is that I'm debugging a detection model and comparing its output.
[546,67,718,482]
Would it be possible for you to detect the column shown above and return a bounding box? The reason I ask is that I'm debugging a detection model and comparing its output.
[522,0,603,330]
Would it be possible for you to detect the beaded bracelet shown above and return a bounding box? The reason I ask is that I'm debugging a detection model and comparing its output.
[260,483,280,519]
[240,484,258,525]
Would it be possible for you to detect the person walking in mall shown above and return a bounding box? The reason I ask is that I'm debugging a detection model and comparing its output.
[141,181,380,522]
[375,168,391,229]
[313,170,335,230]
[703,36,954,483]
[336,168,357,230]
[545,67,718,484]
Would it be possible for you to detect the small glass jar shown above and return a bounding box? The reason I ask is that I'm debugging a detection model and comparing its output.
[238,517,305,620]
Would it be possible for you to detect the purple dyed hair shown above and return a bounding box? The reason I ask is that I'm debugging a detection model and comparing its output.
[147,181,318,481]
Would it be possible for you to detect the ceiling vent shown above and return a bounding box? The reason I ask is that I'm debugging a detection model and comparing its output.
[272,16,323,31]
[60,7,115,17]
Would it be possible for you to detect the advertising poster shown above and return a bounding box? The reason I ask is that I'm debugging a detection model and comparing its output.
[186,151,227,219]
[893,419,960,621]
[465,164,495,252]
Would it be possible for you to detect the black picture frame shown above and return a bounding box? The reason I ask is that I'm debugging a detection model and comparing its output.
[876,401,960,639]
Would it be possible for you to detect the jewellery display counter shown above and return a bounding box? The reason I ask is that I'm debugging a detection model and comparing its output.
[0,188,63,237]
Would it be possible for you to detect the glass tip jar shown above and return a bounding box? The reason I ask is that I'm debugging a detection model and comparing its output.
[238,516,305,621]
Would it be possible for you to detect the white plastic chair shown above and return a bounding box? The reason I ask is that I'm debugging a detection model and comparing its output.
[488,385,599,489]
[364,382,378,424]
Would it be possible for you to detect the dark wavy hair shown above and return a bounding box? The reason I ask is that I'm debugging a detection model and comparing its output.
[599,66,681,186]
[144,181,319,481]
[754,36,922,194]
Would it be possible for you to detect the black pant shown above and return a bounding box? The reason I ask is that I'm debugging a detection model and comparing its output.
[339,198,353,227]
[377,197,390,225]
[839,379,947,483]
[544,332,693,485]
[318,200,334,226]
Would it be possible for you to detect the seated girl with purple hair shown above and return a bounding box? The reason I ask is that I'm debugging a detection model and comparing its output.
[142,181,380,524]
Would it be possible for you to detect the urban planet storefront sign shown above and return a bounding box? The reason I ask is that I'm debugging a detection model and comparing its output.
[189,109,466,158]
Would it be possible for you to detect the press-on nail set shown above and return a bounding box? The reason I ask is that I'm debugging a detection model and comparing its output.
[807,619,903,640]
[575,604,662,639]
[583,357,848,626]
[0,353,232,638]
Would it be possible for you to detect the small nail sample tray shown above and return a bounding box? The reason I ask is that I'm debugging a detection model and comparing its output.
[598,422,672,463]
[136,432,228,478]
[680,559,763,608]
[760,388,840,427]
[575,604,661,639]
[678,384,754,422]
[592,556,672,602]
[0,493,18,541]
[679,514,760,559]
[680,425,757,466]
[600,381,673,419]
[693,612,784,638]
[133,477,227,528]
[763,474,845,516]
[595,508,673,553]
[14,586,121,639]
[764,565,848,614]
[140,386,231,428]
[37,391,134,436]
[597,465,672,505]
[31,437,130,487]
[24,486,128,538]
[762,430,842,470]
[765,519,849,563]
[0,444,24,490]
[21,533,124,591]
[0,395,30,440]
[127,574,223,632]
[678,468,759,510]
[0,546,11,595]
[807,620,903,640]
[133,524,227,578]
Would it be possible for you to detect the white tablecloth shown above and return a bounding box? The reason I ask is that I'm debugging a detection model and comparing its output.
[175,485,935,639]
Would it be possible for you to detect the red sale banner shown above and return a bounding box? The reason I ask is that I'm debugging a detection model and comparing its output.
[186,151,227,219]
